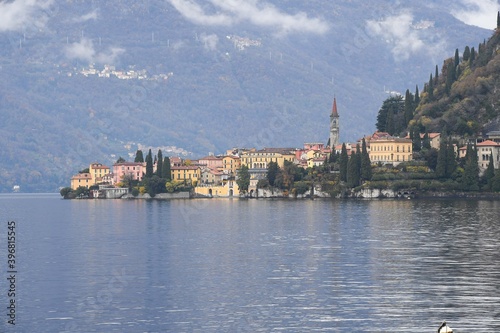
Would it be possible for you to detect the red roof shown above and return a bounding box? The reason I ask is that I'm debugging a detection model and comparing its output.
[331,97,339,117]
[477,140,500,146]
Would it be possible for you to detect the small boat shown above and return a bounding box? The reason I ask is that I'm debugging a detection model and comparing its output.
[437,321,453,333]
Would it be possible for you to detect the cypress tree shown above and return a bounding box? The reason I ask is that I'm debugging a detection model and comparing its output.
[497,11,500,29]
[412,128,421,152]
[145,149,153,178]
[404,89,414,125]
[445,62,456,95]
[482,154,495,189]
[339,143,348,182]
[422,132,431,149]
[435,65,439,83]
[463,46,470,62]
[156,149,163,177]
[435,139,447,178]
[134,150,144,163]
[445,143,457,178]
[361,138,372,181]
[454,48,460,67]
[470,47,475,66]
[462,144,479,191]
[347,148,360,188]
[414,85,420,105]
[162,157,171,180]
[428,74,434,100]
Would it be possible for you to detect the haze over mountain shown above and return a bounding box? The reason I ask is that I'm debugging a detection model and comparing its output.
[0,0,496,192]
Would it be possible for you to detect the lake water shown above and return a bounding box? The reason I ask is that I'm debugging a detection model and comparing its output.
[0,194,499,332]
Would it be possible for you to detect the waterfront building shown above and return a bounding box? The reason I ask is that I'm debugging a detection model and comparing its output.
[171,165,201,185]
[113,162,145,183]
[369,137,413,165]
[476,140,500,171]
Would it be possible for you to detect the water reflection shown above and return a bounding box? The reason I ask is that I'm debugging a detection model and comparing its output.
[1,196,499,332]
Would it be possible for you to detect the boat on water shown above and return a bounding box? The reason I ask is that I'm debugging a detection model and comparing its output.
[438,321,453,333]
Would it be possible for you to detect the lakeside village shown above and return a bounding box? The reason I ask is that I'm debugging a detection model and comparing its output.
[62,98,500,200]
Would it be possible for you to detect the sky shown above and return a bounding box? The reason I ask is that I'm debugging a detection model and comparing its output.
[452,0,500,29]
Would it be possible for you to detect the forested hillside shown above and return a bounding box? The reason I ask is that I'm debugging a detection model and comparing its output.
[376,21,500,138]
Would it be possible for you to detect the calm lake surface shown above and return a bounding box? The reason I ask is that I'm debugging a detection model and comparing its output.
[0,194,499,332]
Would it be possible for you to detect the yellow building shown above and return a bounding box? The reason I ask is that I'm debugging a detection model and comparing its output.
[89,162,110,184]
[222,155,241,174]
[70,162,111,190]
[195,180,240,197]
[369,138,412,165]
[70,173,92,190]
[240,148,296,169]
[171,166,201,185]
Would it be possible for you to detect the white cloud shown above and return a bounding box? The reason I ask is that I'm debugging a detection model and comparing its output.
[366,11,445,61]
[200,33,219,51]
[73,9,99,23]
[452,0,500,30]
[0,0,53,32]
[65,38,125,64]
[167,0,329,35]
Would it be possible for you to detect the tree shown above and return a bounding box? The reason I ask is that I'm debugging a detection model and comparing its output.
[60,187,73,198]
[145,149,153,178]
[462,144,479,191]
[414,85,420,106]
[497,11,500,29]
[482,154,495,189]
[79,168,89,174]
[404,89,414,126]
[339,143,348,182]
[122,173,135,191]
[422,132,431,149]
[156,149,163,176]
[360,138,372,181]
[435,65,439,84]
[134,150,144,163]
[463,46,470,62]
[236,165,250,193]
[424,148,439,171]
[470,47,475,66]
[428,74,434,100]
[445,60,456,95]
[376,95,404,133]
[454,48,460,67]
[491,168,500,192]
[266,161,279,187]
[144,175,165,196]
[412,128,421,152]
[116,156,126,163]
[162,157,171,180]
[445,143,457,178]
[435,139,448,178]
[346,147,361,188]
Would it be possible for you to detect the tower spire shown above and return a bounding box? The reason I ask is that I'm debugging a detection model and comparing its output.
[329,97,340,148]
[331,97,339,117]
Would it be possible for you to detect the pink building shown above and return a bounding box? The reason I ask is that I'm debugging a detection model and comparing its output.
[113,162,145,183]
[198,155,223,170]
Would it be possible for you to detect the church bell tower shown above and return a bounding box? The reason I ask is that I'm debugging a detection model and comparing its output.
[329,97,340,148]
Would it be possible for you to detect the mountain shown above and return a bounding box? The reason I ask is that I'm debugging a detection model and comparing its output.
[0,0,494,192]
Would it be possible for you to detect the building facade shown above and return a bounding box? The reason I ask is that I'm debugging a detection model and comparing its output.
[113,162,145,183]
[369,138,413,165]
